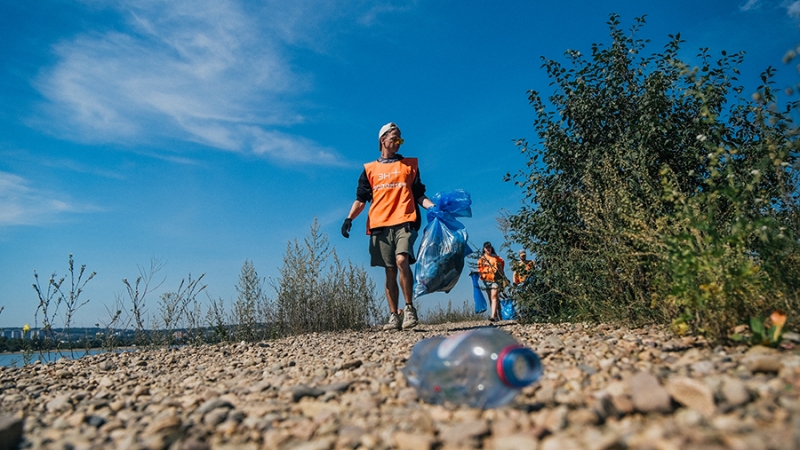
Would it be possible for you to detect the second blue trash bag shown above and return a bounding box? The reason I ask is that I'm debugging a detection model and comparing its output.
[470,272,488,314]
[413,190,473,300]
[500,299,517,320]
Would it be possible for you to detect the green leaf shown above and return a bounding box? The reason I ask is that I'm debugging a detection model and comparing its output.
[750,317,765,336]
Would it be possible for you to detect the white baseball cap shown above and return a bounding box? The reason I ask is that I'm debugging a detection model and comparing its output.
[378,122,399,139]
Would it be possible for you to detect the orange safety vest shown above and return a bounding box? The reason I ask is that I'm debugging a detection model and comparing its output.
[513,260,534,284]
[364,158,418,231]
[478,254,505,282]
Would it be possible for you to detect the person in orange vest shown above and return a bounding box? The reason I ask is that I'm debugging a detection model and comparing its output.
[513,249,534,285]
[341,122,434,331]
[478,241,506,322]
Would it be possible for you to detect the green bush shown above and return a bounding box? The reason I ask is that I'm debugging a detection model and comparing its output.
[505,14,799,342]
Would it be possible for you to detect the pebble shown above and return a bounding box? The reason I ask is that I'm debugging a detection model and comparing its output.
[664,376,715,416]
[743,354,783,373]
[721,376,750,406]
[629,371,672,413]
[0,321,797,449]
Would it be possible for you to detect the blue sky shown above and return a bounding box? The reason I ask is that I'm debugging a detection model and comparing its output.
[1,0,798,329]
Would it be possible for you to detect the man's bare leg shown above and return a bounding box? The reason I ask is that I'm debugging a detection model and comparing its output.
[396,253,414,307]
[384,266,400,314]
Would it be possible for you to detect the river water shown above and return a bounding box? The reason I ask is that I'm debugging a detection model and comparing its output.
[0,348,123,368]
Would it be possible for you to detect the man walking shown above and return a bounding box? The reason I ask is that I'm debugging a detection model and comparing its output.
[341,123,434,330]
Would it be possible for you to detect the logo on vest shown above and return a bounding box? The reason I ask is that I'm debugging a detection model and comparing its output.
[377,169,401,181]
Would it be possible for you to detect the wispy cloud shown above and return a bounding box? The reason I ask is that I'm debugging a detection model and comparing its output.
[33,0,380,165]
[788,1,800,17]
[741,0,800,17]
[0,171,99,226]
[740,0,763,11]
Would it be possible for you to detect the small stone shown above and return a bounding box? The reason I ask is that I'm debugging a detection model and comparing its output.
[438,419,489,443]
[712,414,753,433]
[196,398,234,415]
[52,417,70,430]
[599,358,616,370]
[204,408,229,427]
[292,385,325,402]
[216,420,238,436]
[541,434,582,450]
[629,371,671,413]
[489,434,539,450]
[541,405,568,432]
[67,412,86,427]
[782,331,800,343]
[567,408,599,426]
[340,360,362,370]
[143,416,182,436]
[665,376,716,416]
[535,385,555,404]
[393,431,435,450]
[611,394,635,414]
[46,395,72,413]
[86,415,107,428]
[743,355,782,373]
[178,438,211,450]
[674,408,704,427]
[720,377,750,406]
[0,415,21,450]
[745,346,779,356]
[544,336,564,350]
[133,385,150,397]
[562,367,584,380]
[291,437,336,450]
[320,380,354,393]
[690,360,715,375]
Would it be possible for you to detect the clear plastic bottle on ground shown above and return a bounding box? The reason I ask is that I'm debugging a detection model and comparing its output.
[402,327,543,408]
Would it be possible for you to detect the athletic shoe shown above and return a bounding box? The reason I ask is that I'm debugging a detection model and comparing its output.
[383,313,401,331]
[402,304,418,329]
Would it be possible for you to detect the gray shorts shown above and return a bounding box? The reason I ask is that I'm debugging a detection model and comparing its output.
[369,224,417,267]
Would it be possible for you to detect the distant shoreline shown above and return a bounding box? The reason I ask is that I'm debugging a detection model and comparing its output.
[0,346,138,357]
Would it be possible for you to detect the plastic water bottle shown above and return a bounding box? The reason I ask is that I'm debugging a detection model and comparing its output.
[402,327,543,408]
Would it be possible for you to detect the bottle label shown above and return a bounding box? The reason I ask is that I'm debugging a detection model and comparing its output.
[436,331,472,359]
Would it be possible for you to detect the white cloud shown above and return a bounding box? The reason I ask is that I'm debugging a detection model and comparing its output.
[741,0,800,17]
[0,171,97,226]
[740,0,763,11]
[33,0,366,165]
[249,128,343,166]
[788,1,800,17]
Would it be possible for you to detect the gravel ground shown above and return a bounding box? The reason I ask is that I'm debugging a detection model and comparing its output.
[1,320,799,450]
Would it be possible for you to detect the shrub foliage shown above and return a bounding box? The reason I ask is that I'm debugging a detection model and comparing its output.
[269,219,382,336]
[505,14,799,341]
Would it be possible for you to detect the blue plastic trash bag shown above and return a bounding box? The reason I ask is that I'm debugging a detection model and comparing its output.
[413,190,473,300]
[470,272,487,314]
[501,299,517,321]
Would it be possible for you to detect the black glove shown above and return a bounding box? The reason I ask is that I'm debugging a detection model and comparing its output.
[341,218,353,238]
